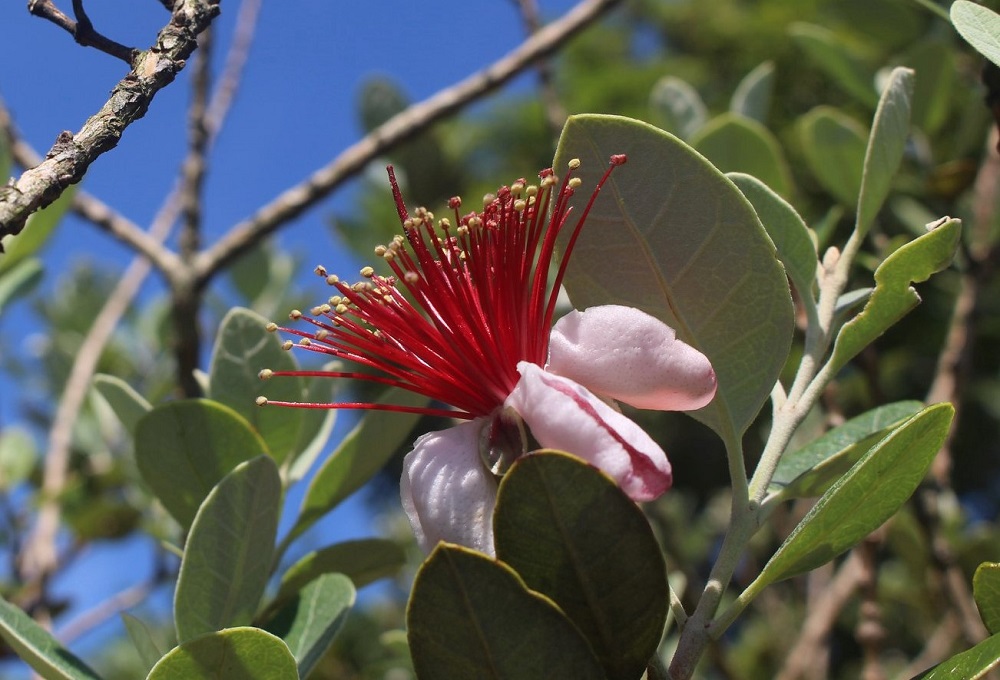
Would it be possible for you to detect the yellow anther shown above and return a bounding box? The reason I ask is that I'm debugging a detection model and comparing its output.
[514,199,527,212]
[314,265,327,277]
[336,303,349,314]
[374,245,387,256]
[569,177,582,189]
[265,322,278,332]
[326,274,339,285]
[281,340,293,350]
[315,329,329,341]
[360,266,375,278]
[256,396,269,406]
[568,158,581,169]
[404,271,419,283]
[299,338,312,347]
[289,309,303,320]
[258,369,273,380]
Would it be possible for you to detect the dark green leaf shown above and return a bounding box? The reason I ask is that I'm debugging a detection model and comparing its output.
[554,114,794,437]
[788,23,878,107]
[910,631,1000,679]
[692,113,793,197]
[494,451,667,680]
[265,573,354,678]
[92,374,152,436]
[407,544,605,680]
[730,61,775,123]
[175,456,282,643]
[0,593,102,679]
[974,562,1000,635]
[829,218,961,374]
[649,76,707,141]
[209,307,305,465]
[951,1,1000,68]
[898,40,956,135]
[135,399,268,529]
[146,627,297,680]
[0,257,42,315]
[121,612,162,674]
[798,106,868,208]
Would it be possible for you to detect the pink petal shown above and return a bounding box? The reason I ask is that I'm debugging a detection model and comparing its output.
[547,304,717,411]
[507,362,671,501]
[400,420,498,556]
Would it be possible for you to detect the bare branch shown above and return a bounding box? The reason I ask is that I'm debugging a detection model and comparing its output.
[27,0,137,64]
[193,0,623,282]
[0,0,221,242]
[512,0,568,136]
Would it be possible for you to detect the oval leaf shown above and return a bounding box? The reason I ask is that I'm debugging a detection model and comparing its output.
[121,613,163,674]
[0,593,101,680]
[554,114,794,437]
[147,627,297,680]
[749,403,953,590]
[692,113,793,197]
[407,544,605,680]
[494,451,667,680]
[730,61,775,123]
[798,106,868,208]
[911,631,1000,679]
[649,76,707,141]
[174,456,282,643]
[210,307,305,465]
[93,373,152,436]
[952,1,1000,68]
[135,399,268,529]
[975,563,1000,635]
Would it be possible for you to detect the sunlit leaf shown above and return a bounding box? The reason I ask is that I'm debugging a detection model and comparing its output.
[798,106,868,208]
[649,76,707,141]
[0,593,101,680]
[730,61,776,123]
[554,114,794,438]
[910,631,1000,679]
[174,456,282,643]
[407,544,605,680]
[92,374,152,436]
[951,1,1000,68]
[974,563,1000,635]
[692,113,793,197]
[494,451,667,680]
[146,627,297,680]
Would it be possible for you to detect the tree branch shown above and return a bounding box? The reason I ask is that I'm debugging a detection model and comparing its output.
[0,0,221,242]
[193,0,623,282]
[27,0,138,65]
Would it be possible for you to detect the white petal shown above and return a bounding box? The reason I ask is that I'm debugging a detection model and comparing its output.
[547,304,717,411]
[507,362,671,501]
[399,419,498,556]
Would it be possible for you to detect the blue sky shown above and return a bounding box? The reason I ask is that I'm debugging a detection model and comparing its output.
[0,0,580,671]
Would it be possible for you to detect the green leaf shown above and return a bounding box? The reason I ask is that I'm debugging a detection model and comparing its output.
[265,573,355,679]
[0,186,76,275]
[951,1,1000,68]
[275,538,405,609]
[287,387,428,542]
[829,218,961,374]
[209,307,305,465]
[554,114,794,438]
[0,593,102,680]
[649,76,707,141]
[727,172,817,307]
[798,106,868,208]
[974,563,1000,635]
[494,451,667,680]
[788,23,878,107]
[92,374,152,436]
[910,631,1000,679]
[286,362,340,483]
[856,67,914,237]
[770,401,924,499]
[135,399,268,529]
[174,456,282,643]
[0,426,37,491]
[898,40,956,136]
[692,113,793,197]
[730,61,776,123]
[748,403,953,589]
[121,613,163,674]
[146,627,297,680]
[0,257,42,315]
[407,544,606,680]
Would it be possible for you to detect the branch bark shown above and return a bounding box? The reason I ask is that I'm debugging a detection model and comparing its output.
[0,0,221,241]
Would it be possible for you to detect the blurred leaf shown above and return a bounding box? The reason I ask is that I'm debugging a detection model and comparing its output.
[265,573,355,679]
[0,257,42,315]
[229,243,274,305]
[749,403,953,588]
[175,456,282,643]
[910,631,1000,679]
[286,362,340,483]
[799,106,867,208]
[275,538,405,608]
[92,373,152,436]
[770,401,924,499]
[692,113,793,197]
[0,186,76,275]
[287,387,428,543]
[209,307,305,465]
[856,67,913,237]
[554,114,794,438]
[951,1,1000,68]
[0,593,102,679]
[135,399,268,529]
[898,40,956,136]
[728,172,816,306]
[788,22,878,107]
[730,61,776,123]
[975,562,1000,635]
[494,451,667,680]
[649,76,707,141]
[829,218,961,374]
[0,426,36,490]
[146,627,297,680]
[407,544,605,680]
[121,612,162,674]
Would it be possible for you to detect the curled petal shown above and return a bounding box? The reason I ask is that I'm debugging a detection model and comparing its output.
[507,362,671,501]
[400,420,498,556]
[547,304,717,411]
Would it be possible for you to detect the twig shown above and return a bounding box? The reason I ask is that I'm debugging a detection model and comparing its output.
[56,575,160,644]
[27,0,137,65]
[193,0,624,282]
[510,0,568,137]
[0,0,221,241]
[855,535,886,680]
